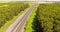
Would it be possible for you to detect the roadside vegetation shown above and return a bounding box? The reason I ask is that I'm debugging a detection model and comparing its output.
[0,2,30,32]
[25,5,38,32]
[25,3,60,32]
[37,3,60,32]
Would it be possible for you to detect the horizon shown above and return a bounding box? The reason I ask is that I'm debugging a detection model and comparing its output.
[0,0,60,2]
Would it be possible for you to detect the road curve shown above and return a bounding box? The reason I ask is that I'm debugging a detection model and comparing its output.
[5,3,38,32]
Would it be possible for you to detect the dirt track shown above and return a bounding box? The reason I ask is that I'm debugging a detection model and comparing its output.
[5,3,38,32]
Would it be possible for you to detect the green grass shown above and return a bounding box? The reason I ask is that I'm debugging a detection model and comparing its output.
[25,5,38,32]
[0,3,33,32]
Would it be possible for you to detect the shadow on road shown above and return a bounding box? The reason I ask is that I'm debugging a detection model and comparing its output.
[32,10,43,32]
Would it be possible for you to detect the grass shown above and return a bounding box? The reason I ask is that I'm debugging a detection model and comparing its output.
[25,5,38,32]
[0,3,33,32]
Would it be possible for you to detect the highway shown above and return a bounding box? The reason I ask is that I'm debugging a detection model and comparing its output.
[5,3,38,32]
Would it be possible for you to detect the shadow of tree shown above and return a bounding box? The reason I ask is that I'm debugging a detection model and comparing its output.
[32,10,43,32]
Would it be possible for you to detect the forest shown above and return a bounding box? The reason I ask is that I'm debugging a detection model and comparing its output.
[0,2,29,28]
[37,3,60,32]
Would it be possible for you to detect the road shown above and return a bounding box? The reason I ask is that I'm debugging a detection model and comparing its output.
[5,3,38,32]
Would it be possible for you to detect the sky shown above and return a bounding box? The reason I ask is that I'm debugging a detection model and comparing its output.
[4,0,60,1]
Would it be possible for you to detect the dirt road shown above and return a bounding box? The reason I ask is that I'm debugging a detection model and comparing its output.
[5,3,38,32]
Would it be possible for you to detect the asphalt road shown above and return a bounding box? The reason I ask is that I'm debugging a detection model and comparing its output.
[5,3,38,32]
